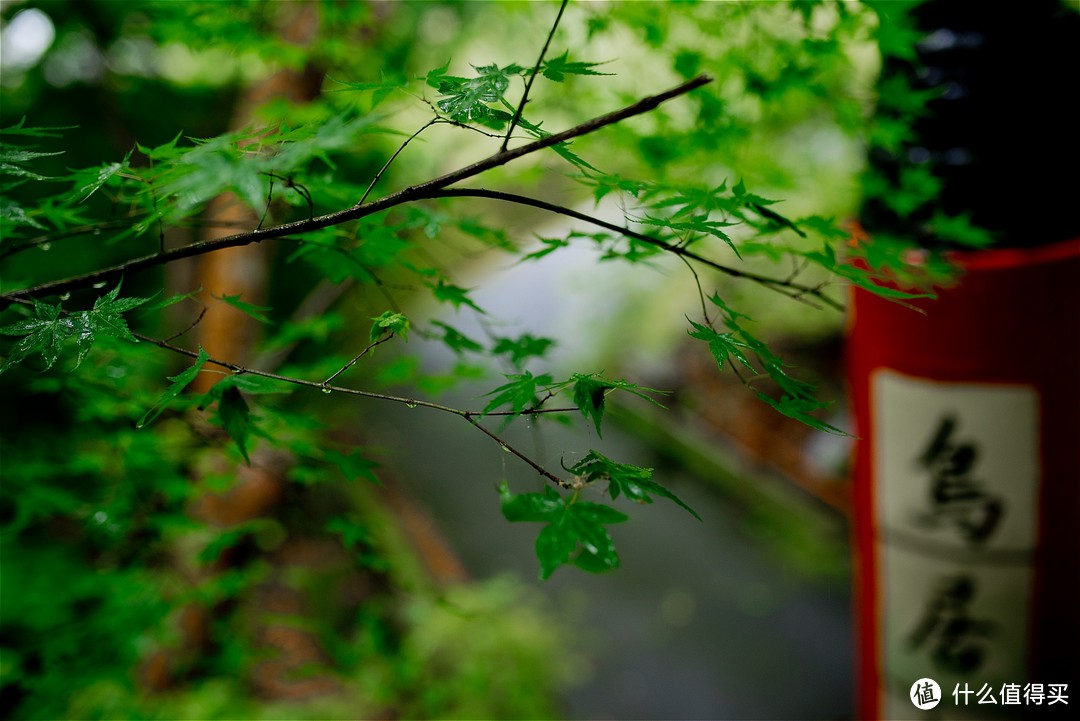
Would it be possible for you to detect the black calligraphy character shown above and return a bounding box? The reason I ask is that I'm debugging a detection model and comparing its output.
[915,414,1003,543]
[908,575,995,673]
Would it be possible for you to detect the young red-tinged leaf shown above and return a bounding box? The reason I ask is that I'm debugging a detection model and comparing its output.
[137,346,210,428]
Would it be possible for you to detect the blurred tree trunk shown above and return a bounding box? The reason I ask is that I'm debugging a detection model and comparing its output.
[145,3,357,701]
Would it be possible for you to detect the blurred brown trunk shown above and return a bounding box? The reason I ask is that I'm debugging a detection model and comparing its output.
[142,4,473,707]
[144,2,347,700]
[189,4,323,392]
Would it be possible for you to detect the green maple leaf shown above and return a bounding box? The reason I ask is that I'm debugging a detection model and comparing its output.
[68,152,130,203]
[691,294,852,437]
[640,212,740,256]
[490,333,554,368]
[215,293,273,324]
[482,371,552,415]
[540,51,612,82]
[648,182,734,218]
[429,281,484,313]
[323,449,381,485]
[499,482,628,580]
[196,374,287,464]
[432,321,483,354]
[137,346,210,428]
[514,115,600,172]
[369,310,409,343]
[0,300,74,373]
[565,450,700,521]
[0,283,147,374]
[686,319,755,373]
[217,386,252,463]
[566,373,666,437]
[428,62,525,128]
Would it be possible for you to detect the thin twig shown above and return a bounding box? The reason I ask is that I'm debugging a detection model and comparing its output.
[251,277,355,371]
[464,414,572,488]
[162,306,207,342]
[0,218,145,260]
[322,333,394,386]
[1,75,712,306]
[132,331,575,419]
[132,330,575,487]
[677,253,711,324]
[501,0,569,154]
[357,118,438,207]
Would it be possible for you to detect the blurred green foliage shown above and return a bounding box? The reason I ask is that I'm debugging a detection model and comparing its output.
[0,1,944,718]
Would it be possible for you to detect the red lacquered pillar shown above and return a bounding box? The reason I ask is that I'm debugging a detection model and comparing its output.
[849,237,1080,718]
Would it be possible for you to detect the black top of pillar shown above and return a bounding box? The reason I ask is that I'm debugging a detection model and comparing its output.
[862,0,1080,248]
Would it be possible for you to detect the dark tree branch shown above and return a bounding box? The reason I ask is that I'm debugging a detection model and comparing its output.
[429,187,845,310]
[501,0,569,153]
[1,75,711,306]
